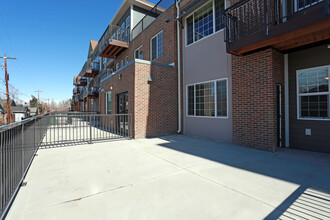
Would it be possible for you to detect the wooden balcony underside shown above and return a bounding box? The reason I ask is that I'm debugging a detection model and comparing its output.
[228,4,330,55]
[99,39,128,59]
[77,81,87,86]
[231,19,330,55]
[84,69,99,77]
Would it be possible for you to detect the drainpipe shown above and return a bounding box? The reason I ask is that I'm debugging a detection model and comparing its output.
[176,0,181,134]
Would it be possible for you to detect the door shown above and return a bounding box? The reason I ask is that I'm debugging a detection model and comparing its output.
[117,92,128,135]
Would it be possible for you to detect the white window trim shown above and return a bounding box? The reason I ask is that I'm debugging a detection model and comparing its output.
[134,45,143,59]
[296,65,330,121]
[150,30,163,61]
[106,91,111,115]
[116,63,119,70]
[185,0,225,47]
[186,78,229,119]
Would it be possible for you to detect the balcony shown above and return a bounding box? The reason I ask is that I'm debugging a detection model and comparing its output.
[99,24,130,59]
[82,86,99,99]
[74,76,87,86]
[224,0,330,55]
[84,61,100,78]
[73,87,80,94]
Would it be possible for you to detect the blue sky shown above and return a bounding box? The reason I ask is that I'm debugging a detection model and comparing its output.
[0,0,157,104]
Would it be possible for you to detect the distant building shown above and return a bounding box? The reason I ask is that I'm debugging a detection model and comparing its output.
[29,107,38,116]
[11,106,28,122]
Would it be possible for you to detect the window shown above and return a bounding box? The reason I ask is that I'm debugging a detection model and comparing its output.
[121,60,124,67]
[297,0,322,10]
[150,31,163,60]
[297,66,329,119]
[186,0,225,46]
[116,63,119,70]
[134,46,143,59]
[106,92,112,114]
[187,79,227,117]
[125,56,129,65]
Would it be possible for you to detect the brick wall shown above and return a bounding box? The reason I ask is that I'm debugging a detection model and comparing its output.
[100,61,178,138]
[134,63,178,138]
[232,48,284,152]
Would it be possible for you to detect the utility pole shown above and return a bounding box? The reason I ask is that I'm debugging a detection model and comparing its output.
[0,54,16,124]
[35,89,43,113]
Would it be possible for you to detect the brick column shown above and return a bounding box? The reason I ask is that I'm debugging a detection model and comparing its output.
[232,48,284,152]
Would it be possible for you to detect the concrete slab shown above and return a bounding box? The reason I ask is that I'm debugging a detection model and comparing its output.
[5,135,330,220]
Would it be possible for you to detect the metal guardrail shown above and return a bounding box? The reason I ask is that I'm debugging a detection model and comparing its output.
[0,112,132,219]
[132,0,175,40]
[0,115,48,219]
[224,0,327,48]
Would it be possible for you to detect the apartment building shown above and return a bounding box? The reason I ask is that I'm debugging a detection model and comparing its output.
[179,0,232,142]
[72,0,179,138]
[224,0,330,153]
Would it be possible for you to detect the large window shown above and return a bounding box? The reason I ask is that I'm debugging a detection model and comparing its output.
[187,79,228,117]
[134,46,143,59]
[106,92,112,114]
[297,65,329,119]
[186,0,225,46]
[150,31,163,60]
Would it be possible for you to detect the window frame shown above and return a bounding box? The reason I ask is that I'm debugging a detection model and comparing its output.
[186,78,229,119]
[295,0,323,11]
[116,63,119,70]
[125,56,129,65]
[106,91,112,115]
[150,30,163,60]
[185,0,226,47]
[134,45,143,59]
[296,65,330,121]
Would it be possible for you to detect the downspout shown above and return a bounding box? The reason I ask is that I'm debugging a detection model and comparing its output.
[176,0,182,134]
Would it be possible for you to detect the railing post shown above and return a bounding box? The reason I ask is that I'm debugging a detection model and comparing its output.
[325,0,330,14]
[21,124,24,175]
[34,118,36,150]
[264,0,269,36]
[89,115,92,144]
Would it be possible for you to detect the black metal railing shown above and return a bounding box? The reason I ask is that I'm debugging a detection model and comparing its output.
[99,24,130,54]
[0,112,132,218]
[224,0,328,49]
[0,115,48,219]
[131,0,175,40]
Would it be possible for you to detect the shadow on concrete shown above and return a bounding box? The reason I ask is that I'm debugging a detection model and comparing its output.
[155,135,330,219]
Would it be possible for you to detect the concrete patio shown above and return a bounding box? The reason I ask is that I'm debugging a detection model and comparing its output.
[5,135,330,220]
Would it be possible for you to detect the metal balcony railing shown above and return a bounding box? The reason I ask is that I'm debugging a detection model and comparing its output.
[224,0,328,50]
[99,24,130,53]
[131,0,175,39]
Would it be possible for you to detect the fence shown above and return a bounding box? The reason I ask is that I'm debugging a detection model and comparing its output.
[0,115,48,219]
[0,112,132,218]
[224,0,328,46]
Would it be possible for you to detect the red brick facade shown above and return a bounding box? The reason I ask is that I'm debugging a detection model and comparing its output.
[232,48,284,152]
[100,5,179,138]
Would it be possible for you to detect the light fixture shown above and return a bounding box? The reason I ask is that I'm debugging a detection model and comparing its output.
[148,75,154,82]
[325,77,329,80]
[110,86,113,90]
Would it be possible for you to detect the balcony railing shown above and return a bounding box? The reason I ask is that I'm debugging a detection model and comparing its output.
[224,0,329,54]
[82,86,99,99]
[99,24,130,59]
[131,0,174,39]
[74,76,87,87]
[84,61,100,77]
